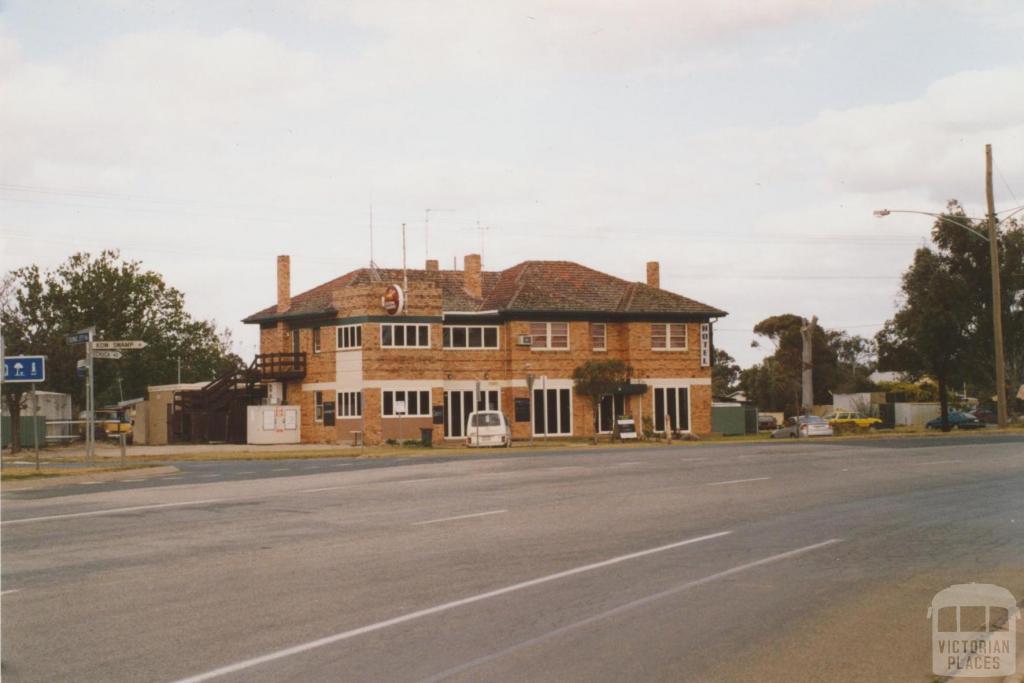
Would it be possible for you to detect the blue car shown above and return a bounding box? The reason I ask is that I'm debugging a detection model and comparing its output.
[925,411,985,430]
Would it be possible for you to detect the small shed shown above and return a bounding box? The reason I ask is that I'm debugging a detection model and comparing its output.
[712,402,751,436]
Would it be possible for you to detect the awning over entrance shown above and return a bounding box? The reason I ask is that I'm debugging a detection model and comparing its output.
[614,383,648,396]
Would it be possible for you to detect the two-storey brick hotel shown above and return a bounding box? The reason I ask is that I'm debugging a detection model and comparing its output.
[243,255,726,445]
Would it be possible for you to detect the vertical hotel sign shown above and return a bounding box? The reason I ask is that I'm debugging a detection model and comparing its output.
[700,323,711,367]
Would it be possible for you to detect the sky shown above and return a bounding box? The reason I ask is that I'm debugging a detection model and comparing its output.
[1,0,1022,366]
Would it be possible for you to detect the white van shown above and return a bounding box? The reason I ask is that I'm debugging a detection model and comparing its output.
[465,410,511,448]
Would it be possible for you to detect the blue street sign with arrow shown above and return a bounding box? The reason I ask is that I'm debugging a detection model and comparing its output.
[3,355,47,383]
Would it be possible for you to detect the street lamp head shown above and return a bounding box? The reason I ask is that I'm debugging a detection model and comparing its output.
[873,209,891,217]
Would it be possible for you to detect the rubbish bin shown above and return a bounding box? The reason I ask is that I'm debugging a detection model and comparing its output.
[420,427,433,447]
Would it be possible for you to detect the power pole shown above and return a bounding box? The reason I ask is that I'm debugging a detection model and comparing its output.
[800,316,816,416]
[985,144,1008,428]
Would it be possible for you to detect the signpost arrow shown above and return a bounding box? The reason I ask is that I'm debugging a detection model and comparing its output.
[90,340,147,350]
[92,350,123,360]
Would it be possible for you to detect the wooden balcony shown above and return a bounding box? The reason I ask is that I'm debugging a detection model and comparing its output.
[254,352,307,381]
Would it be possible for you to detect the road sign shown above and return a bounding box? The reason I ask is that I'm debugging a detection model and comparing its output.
[90,340,147,350]
[92,350,123,360]
[67,331,91,345]
[3,355,46,383]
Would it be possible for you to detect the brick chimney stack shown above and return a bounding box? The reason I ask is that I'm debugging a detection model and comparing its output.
[646,261,660,289]
[277,255,291,313]
[425,259,439,272]
[464,254,482,299]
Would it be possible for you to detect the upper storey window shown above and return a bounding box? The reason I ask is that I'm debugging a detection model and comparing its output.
[530,322,569,350]
[590,323,607,351]
[651,323,687,351]
[443,325,499,349]
[337,324,362,350]
[381,323,430,348]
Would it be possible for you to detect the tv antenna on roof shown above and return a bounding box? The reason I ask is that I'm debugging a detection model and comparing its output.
[425,208,455,261]
[368,199,382,282]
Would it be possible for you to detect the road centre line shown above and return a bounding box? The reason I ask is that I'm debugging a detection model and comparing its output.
[913,459,963,465]
[168,530,733,683]
[707,477,771,486]
[412,510,508,526]
[417,538,843,683]
[2,499,227,526]
[1,589,20,596]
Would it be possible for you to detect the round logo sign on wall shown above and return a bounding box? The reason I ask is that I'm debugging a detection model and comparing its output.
[382,284,405,315]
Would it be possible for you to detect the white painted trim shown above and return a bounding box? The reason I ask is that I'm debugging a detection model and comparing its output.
[379,322,432,349]
[652,386,692,434]
[531,385,573,437]
[643,377,711,388]
[442,310,499,317]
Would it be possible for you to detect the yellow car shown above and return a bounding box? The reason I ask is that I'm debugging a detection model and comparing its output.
[825,411,881,429]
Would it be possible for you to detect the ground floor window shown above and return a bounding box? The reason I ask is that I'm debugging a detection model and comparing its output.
[533,388,572,436]
[653,387,690,432]
[595,393,626,433]
[382,390,431,417]
[314,391,324,423]
[338,391,362,418]
[444,389,499,438]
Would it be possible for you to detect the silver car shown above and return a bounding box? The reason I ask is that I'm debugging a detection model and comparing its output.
[771,415,834,438]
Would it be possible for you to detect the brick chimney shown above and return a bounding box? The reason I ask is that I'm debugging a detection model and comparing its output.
[425,259,439,272]
[464,254,482,299]
[277,255,291,313]
[646,261,660,289]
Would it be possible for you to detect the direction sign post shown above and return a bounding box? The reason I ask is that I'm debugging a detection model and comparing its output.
[90,341,147,351]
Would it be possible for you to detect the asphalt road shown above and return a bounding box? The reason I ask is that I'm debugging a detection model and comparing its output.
[2,434,1023,682]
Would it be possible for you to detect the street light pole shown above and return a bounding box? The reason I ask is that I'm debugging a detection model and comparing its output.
[985,144,1008,428]
[873,144,1008,428]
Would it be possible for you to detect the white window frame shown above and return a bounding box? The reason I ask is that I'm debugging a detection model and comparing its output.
[442,325,501,350]
[337,324,362,350]
[314,390,324,423]
[590,322,607,351]
[651,323,688,351]
[529,322,570,351]
[652,387,691,433]
[532,387,573,436]
[380,323,431,349]
[312,327,322,354]
[338,391,362,418]
[382,389,432,417]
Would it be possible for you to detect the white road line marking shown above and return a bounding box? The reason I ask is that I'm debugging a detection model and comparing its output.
[1,589,20,596]
[299,485,356,494]
[411,510,508,526]
[77,482,102,486]
[1,499,226,525]
[271,468,291,472]
[392,478,438,484]
[168,530,733,683]
[614,461,644,466]
[707,477,771,486]
[417,539,843,683]
[162,476,184,480]
[914,459,963,465]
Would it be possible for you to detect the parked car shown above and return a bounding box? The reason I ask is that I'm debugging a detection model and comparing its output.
[771,415,834,438]
[925,411,985,430]
[968,407,998,425]
[757,414,778,431]
[465,410,512,447]
[823,411,882,429]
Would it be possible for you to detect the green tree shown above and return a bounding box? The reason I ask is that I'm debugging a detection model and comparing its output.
[572,359,630,443]
[712,348,741,397]
[927,200,1024,410]
[2,251,241,451]
[739,316,876,414]
[875,247,973,431]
